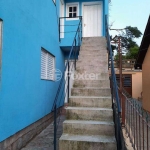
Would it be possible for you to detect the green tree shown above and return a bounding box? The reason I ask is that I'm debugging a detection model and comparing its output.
[121,26,142,50]
[126,26,142,38]
[112,26,142,59]
[114,53,126,60]
[126,46,139,59]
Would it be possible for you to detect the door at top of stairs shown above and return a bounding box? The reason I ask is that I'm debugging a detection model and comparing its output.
[83,2,102,37]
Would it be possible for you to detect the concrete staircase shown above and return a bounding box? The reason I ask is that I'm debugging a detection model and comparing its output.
[59,37,117,150]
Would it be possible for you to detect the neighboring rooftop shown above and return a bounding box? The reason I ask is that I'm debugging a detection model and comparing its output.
[135,15,150,69]
[114,59,136,70]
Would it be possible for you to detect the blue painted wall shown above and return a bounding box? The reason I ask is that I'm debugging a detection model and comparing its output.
[60,0,109,47]
[0,0,65,142]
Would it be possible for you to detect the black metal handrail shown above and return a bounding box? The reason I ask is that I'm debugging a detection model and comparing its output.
[52,16,82,150]
[105,17,121,113]
[105,15,126,149]
[120,87,150,150]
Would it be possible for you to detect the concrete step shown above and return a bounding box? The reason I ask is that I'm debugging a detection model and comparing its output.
[77,59,108,65]
[69,96,112,108]
[76,68,108,74]
[73,72,109,80]
[73,80,110,88]
[79,51,107,57]
[82,44,105,47]
[76,60,108,65]
[78,57,108,63]
[78,56,108,62]
[81,45,106,51]
[79,53,107,59]
[79,50,108,56]
[82,37,106,45]
[76,66,108,72]
[59,134,117,150]
[66,107,113,121]
[71,88,111,96]
[63,120,115,136]
[76,61,108,67]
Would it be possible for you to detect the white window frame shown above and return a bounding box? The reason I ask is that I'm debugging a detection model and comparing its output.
[60,0,65,38]
[66,3,79,21]
[0,19,2,81]
[41,48,55,81]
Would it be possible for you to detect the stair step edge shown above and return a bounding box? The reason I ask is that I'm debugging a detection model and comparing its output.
[63,120,114,125]
[70,96,111,98]
[60,134,116,143]
[66,107,113,110]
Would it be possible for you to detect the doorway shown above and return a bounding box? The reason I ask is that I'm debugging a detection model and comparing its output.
[82,2,102,37]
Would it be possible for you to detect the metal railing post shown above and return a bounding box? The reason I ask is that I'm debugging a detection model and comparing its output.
[108,52,109,70]
[59,18,60,42]
[75,39,77,70]
[122,95,125,125]
[68,62,70,103]
[81,17,82,41]
[54,104,57,150]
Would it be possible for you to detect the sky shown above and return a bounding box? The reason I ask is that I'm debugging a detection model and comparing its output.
[109,0,150,46]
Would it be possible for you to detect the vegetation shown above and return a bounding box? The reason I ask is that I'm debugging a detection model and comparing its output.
[112,26,142,60]
[126,46,139,59]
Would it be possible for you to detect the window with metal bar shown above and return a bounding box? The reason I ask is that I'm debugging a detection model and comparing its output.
[66,3,79,20]
[69,6,77,18]
[41,48,55,81]
[116,75,132,87]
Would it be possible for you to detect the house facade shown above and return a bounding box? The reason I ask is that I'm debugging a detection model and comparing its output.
[0,0,66,148]
[114,59,142,99]
[60,0,109,48]
[115,71,142,99]
[135,15,150,112]
[0,0,109,149]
